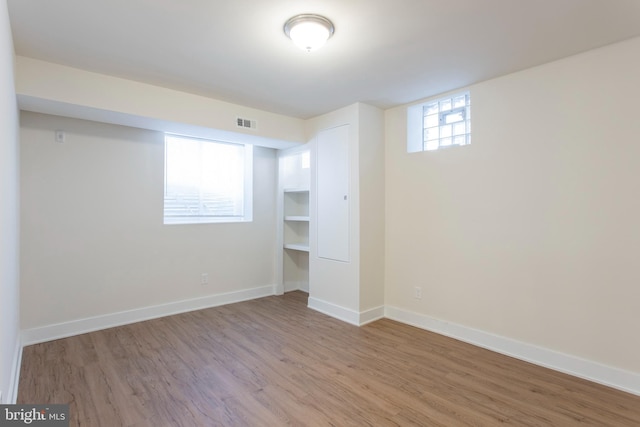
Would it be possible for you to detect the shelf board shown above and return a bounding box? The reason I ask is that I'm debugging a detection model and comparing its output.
[284,243,310,252]
[284,216,310,222]
[284,188,309,193]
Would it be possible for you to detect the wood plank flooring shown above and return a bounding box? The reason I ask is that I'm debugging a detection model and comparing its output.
[18,291,640,426]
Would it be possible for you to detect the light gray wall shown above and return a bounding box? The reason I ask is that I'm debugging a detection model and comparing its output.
[20,112,278,329]
[385,36,640,374]
[0,0,20,403]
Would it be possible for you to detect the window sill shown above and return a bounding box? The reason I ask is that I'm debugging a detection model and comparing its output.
[163,216,252,225]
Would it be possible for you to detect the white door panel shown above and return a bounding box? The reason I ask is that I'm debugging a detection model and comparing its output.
[317,125,350,262]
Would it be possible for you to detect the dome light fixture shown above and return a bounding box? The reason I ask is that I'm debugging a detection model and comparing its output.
[284,14,335,52]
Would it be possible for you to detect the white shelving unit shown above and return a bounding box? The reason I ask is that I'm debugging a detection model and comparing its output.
[283,243,310,252]
[284,216,310,222]
[283,188,309,253]
[277,148,310,295]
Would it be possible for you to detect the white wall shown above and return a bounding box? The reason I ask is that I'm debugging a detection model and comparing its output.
[385,36,640,375]
[307,104,361,315]
[306,103,385,323]
[357,103,385,313]
[0,0,20,403]
[15,56,306,149]
[20,112,278,330]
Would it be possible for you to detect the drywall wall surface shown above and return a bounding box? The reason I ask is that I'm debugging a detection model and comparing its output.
[357,103,385,312]
[385,36,640,374]
[20,112,278,329]
[0,0,20,403]
[15,56,305,148]
[307,104,360,313]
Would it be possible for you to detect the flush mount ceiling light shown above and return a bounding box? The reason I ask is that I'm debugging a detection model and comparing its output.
[284,14,335,52]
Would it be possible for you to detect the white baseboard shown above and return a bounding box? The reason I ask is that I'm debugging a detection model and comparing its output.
[22,285,277,346]
[385,305,640,397]
[307,297,384,326]
[284,281,308,293]
[274,283,284,296]
[308,297,360,325]
[360,305,385,325]
[7,334,22,403]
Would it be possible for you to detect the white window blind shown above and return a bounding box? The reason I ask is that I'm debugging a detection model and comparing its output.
[164,135,253,224]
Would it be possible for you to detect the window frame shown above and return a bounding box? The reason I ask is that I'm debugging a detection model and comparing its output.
[163,134,253,225]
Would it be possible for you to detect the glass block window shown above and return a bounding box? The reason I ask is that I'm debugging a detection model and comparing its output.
[423,92,471,151]
[407,91,471,153]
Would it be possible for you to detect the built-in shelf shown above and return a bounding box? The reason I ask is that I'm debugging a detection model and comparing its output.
[279,149,310,294]
[283,189,310,255]
[284,243,310,252]
[284,216,310,222]
[283,188,310,278]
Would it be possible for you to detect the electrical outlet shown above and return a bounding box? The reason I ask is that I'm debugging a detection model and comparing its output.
[414,286,422,300]
[201,273,209,285]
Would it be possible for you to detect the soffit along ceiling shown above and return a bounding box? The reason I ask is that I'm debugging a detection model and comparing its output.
[8,0,640,119]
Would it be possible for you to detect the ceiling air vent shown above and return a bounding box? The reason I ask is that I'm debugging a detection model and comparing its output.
[236,117,257,130]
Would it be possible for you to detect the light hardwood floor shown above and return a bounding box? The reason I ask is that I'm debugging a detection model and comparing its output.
[19,291,640,426]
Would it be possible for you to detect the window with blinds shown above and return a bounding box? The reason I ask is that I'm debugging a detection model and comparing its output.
[163,135,253,224]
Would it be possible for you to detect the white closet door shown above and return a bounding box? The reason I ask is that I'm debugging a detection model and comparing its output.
[317,124,350,262]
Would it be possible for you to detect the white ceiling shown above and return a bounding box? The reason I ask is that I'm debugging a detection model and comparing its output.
[8,0,640,119]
